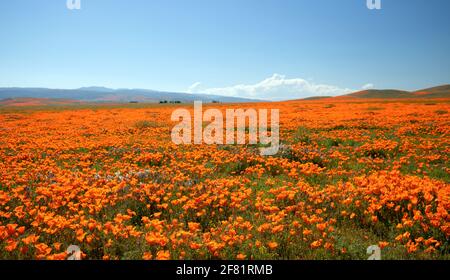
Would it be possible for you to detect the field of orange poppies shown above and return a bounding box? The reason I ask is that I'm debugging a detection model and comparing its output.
[0,99,449,260]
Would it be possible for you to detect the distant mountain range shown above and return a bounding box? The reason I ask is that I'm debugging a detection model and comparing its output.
[0,87,261,104]
[1,85,449,107]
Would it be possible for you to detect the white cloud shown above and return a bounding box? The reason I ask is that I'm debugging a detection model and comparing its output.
[187,74,355,101]
[187,82,203,93]
[362,83,375,90]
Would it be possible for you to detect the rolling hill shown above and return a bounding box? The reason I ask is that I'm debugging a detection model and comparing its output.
[412,85,450,97]
[342,85,450,99]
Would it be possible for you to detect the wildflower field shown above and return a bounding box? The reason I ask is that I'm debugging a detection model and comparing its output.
[0,99,449,260]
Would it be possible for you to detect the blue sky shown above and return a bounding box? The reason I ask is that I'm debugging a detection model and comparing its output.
[0,0,449,100]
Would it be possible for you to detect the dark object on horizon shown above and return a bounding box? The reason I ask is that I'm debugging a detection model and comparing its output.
[159,100,181,104]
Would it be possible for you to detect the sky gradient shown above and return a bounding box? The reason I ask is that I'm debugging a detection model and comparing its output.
[0,0,449,100]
